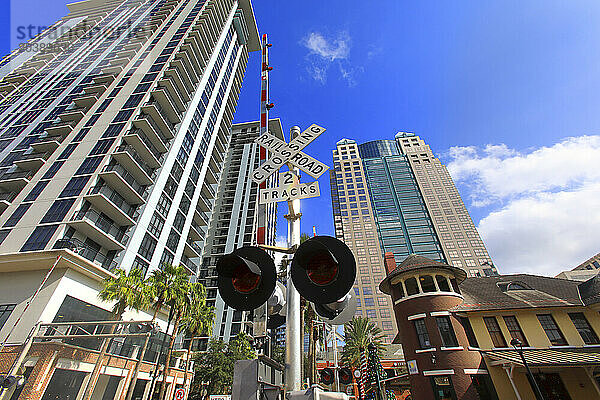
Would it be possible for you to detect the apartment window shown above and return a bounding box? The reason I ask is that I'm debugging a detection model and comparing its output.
[3,204,32,228]
[413,319,431,349]
[138,233,157,261]
[0,304,16,329]
[537,314,567,346]
[89,139,115,155]
[24,181,49,202]
[380,309,391,318]
[59,176,90,198]
[420,275,436,292]
[436,316,459,347]
[21,225,58,251]
[458,316,478,348]
[148,212,165,238]
[382,321,393,331]
[483,317,507,348]
[364,297,375,307]
[366,309,377,319]
[503,316,528,346]
[42,161,65,179]
[75,156,103,175]
[41,199,75,223]
[58,143,78,160]
[569,313,599,345]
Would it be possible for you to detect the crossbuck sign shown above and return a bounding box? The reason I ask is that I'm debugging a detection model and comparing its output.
[252,124,329,204]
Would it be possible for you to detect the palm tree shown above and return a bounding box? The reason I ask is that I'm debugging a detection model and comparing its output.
[158,266,194,400]
[145,263,190,398]
[341,317,386,368]
[179,284,214,396]
[82,268,149,400]
[147,263,190,321]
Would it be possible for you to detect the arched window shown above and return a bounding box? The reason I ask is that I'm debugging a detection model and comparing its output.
[436,275,451,292]
[507,282,528,291]
[420,275,436,292]
[405,277,419,296]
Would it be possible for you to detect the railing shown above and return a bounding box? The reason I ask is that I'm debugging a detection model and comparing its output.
[0,191,17,202]
[0,169,34,181]
[19,151,50,161]
[189,241,202,255]
[141,113,171,145]
[54,238,118,271]
[87,185,139,219]
[155,86,183,116]
[102,164,148,199]
[202,183,216,198]
[181,255,198,273]
[130,128,165,160]
[147,100,174,129]
[115,144,156,179]
[71,209,130,245]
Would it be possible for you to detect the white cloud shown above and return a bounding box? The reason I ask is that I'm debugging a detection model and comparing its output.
[446,136,600,276]
[304,32,350,61]
[301,31,358,86]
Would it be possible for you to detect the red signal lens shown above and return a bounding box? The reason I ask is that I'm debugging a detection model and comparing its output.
[306,251,338,286]
[232,263,261,293]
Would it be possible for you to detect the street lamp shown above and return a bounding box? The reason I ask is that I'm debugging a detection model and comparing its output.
[510,338,545,400]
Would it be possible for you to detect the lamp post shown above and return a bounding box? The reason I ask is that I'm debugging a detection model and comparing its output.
[510,338,545,400]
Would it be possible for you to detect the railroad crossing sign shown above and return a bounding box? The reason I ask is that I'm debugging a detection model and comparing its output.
[259,171,320,204]
[251,124,329,185]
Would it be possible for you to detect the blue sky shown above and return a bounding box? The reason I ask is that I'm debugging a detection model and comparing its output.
[3,0,600,276]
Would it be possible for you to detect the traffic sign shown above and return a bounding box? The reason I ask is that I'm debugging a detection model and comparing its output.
[251,124,329,184]
[260,181,320,204]
[174,388,185,400]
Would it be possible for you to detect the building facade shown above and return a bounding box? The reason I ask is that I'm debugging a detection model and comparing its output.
[330,139,397,343]
[556,252,600,281]
[198,119,281,344]
[380,255,600,400]
[330,133,496,343]
[0,0,261,398]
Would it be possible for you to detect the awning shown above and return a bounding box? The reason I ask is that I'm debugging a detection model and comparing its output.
[483,347,600,367]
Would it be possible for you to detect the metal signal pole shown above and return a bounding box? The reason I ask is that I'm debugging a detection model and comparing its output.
[284,126,302,391]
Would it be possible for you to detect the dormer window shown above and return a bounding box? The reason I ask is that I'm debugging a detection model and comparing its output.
[498,281,531,291]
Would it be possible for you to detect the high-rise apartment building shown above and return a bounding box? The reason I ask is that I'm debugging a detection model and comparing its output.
[198,119,281,344]
[0,0,261,398]
[330,139,398,343]
[330,133,496,341]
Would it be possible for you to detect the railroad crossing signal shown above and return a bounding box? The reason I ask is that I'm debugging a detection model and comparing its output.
[251,124,328,185]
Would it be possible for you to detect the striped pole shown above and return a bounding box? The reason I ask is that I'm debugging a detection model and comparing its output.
[256,33,272,246]
[359,346,368,400]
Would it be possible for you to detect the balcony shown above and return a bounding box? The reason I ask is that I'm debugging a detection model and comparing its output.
[194,209,209,227]
[200,183,216,200]
[164,68,190,101]
[181,255,198,274]
[74,93,99,108]
[92,73,115,85]
[141,101,174,138]
[152,88,182,123]
[0,191,17,213]
[184,241,201,258]
[157,75,186,111]
[31,136,61,153]
[188,221,204,241]
[99,164,147,205]
[0,169,34,191]
[54,238,117,271]
[83,84,107,95]
[196,195,211,212]
[123,130,163,168]
[14,151,50,170]
[59,104,87,122]
[113,145,155,185]
[205,165,218,184]
[68,209,129,251]
[170,59,194,89]
[132,114,169,153]
[45,119,76,137]
[173,52,198,85]
[102,64,123,76]
[85,185,137,226]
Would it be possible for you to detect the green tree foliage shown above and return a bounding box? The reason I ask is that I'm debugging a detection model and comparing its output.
[191,333,256,397]
[341,317,386,368]
[98,268,149,318]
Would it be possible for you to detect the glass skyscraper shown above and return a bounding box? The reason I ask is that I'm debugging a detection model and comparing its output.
[331,134,496,339]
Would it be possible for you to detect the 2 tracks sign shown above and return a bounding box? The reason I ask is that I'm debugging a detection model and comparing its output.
[252,124,328,204]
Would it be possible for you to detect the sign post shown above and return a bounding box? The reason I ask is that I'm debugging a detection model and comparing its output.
[251,124,328,391]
